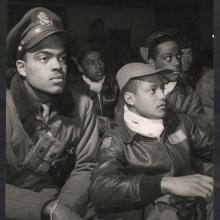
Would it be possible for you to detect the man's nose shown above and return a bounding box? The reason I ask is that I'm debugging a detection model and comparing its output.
[158,89,166,100]
[51,57,62,69]
[95,61,102,69]
[173,56,180,66]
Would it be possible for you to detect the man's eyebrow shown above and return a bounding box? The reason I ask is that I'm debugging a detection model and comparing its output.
[34,51,51,56]
[86,58,95,62]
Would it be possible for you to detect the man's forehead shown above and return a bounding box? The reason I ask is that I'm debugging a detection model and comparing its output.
[32,47,66,54]
[84,50,101,59]
[181,48,192,52]
[157,41,179,52]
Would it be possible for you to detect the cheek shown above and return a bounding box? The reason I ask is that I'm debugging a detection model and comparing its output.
[156,59,169,69]
[26,66,47,84]
[84,66,94,75]
[136,93,152,109]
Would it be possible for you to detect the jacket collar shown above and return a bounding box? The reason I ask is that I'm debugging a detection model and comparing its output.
[10,73,42,123]
[10,73,77,122]
[80,76,108,95]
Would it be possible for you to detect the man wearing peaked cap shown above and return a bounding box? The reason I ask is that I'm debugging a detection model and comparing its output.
[6,7,99,220]
[116,62,173,90]
[7,7,71,67]
[91,62,213,220]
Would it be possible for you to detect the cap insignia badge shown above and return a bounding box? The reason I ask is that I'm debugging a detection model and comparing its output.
[37,12,53,26]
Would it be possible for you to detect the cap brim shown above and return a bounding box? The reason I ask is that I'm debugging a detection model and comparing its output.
[131,68,173,80]
[25,30,71,50]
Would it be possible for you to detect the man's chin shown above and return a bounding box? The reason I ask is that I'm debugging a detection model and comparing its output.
[48,86,64,95]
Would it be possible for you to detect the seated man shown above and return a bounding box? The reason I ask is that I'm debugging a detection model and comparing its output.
[178,35,198,88]
[117,31,212,175]
[6,7,99,220]
[134,31,210,129]
[91,63,213,220]
[76,44,118,135]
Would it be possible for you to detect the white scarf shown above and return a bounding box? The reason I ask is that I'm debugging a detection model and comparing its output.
[82,75,105,93]
[164,81,177,96]
[124,105,164,138]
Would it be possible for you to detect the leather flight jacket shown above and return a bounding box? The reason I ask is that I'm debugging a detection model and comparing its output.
[91,112,213,219]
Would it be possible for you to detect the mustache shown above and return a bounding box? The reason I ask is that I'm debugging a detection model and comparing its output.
[52,69,66,75]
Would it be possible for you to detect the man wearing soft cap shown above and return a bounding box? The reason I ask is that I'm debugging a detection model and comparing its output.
[91,63,213,220]
[6,7,98,220]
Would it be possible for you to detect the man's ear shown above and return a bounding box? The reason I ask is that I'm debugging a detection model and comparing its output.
[77,64,84,73]
[124,91,136,106]
[16,60,27,77]
[148,58,156,69]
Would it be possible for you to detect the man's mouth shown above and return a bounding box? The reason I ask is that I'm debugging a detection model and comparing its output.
[96,72,104,76]
[173,68,180,74]
[157,103,166,109]
[51,75,65,83]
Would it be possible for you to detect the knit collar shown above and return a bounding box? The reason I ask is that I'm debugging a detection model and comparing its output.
[82,74,105,93]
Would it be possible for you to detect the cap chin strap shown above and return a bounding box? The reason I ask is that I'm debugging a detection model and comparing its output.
[124,105,164,138]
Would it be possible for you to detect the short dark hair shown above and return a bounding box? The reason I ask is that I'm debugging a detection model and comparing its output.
[148,35,178,60]
[77,44,103,65]
[121,79,138,95]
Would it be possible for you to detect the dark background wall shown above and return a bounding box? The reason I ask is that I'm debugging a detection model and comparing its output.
[8,0,213,51]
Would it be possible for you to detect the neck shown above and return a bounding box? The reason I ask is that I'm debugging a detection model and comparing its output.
[24,81,53,103]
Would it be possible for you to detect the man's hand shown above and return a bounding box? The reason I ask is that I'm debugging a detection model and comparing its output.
[44,200,83,220]
[161,174,213,199]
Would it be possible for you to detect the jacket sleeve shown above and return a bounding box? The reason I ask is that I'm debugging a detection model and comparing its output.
[6,184,57,220]
[183,114,213,160]
[90,133,162,212]
[58,95,99,215]
[167,87,210,129]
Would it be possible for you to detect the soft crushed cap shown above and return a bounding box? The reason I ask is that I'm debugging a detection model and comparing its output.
[116,63,173,90]
[7,7,71,66]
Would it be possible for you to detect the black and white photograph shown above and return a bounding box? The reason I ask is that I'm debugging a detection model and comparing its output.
[1,0,218,219]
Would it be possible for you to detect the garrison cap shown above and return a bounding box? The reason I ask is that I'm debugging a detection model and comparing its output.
[116,63,173,90]
[7,7,70,66]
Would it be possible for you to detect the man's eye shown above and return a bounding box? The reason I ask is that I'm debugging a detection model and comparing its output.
[39,57,48,63]
[98,57,104,63]
[59,56,67,62]
[88,61,94,65]
[165,56,172,62]
[151,88,156,94]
